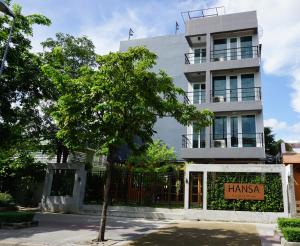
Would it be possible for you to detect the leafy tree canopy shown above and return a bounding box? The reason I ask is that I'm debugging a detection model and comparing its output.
[127,140,179,172]
[0,1,51,153]
[43,46,214,156]
[39,33,97,162]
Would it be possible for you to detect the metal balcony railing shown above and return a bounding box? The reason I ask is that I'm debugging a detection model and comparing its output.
[181,7,225,22]
[184,90,206,104]
[210,46,260,62]
[211,87,261,103]
[182,133,264,148]
[184,87,261,105]
[185,53,206,64]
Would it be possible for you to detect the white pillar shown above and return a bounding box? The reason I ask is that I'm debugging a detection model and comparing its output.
[203,171,207,210]
[184,167,190,209]
[282,166,289,216]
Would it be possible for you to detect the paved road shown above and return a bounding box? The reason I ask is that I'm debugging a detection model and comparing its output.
[0,213,280,246]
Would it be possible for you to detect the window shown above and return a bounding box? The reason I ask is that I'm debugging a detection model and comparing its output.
[194,48,206,63]
[192,123,206,148]
[213,116,227,140]
[230,38,237,60]
[241,36,253,59]
[230,76,238,102]
[230,117,238,147]
[213,39,227,61]
[213,76,226,102]
[193,83,205,104]
[241,74,255,101]
[242,115,256,147]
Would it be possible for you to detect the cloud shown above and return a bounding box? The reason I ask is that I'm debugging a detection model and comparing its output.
[264,118,287,130]
[79,8,163,55]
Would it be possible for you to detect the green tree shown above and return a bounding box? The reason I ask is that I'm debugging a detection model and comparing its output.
[127,140,177,171]
[42,46,214,241]
[0,1,51,154]
[39,33,96,162]
[264,127,278,156]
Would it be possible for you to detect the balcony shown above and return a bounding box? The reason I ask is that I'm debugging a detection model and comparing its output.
[185,53,206,64]
[184,87,262,112]
[210,46,260,62]
[184,46,261,74]
[182,133,264,149]
[181,133,265,160]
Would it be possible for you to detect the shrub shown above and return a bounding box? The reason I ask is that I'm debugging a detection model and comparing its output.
[281,227,300,242]
[0,211,35,223]
[207,172,284,212]
[0,193,14,207]
[278,218,300,230]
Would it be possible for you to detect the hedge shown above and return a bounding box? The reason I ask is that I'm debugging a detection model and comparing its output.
[281,227,300,242]
[0,193,14,207]
[0,211,35,223]
[207,172,284,212]
[278,218,300,230]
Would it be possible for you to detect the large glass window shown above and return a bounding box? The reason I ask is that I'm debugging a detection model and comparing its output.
[213,116,227,144]
[230,38,237,60]
[193,83,205,104]
[230,76,238,102]
[241,74,255,101]
[242,115,256,147]
[230,117,238,147]
[192,123,205,148]
[241,36,253,59]
[194,48,206,64]
[213,39,227,61]
[213,76,226,102]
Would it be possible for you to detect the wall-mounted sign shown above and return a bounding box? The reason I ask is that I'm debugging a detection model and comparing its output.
[224,183,264,200]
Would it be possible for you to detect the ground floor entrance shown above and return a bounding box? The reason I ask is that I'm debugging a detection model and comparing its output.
[293,166,300,214]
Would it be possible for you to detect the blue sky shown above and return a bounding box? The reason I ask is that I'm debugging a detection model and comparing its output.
[16,0,300,142]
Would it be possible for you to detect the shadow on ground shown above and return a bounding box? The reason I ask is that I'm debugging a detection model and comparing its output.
[125,222,261,246]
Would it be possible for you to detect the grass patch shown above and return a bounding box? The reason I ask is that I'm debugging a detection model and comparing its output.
[0,211,35,223]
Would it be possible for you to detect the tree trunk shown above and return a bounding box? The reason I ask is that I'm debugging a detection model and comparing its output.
[97,147,114,242]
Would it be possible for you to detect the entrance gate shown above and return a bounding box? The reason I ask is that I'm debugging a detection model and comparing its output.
[189,172,203,208]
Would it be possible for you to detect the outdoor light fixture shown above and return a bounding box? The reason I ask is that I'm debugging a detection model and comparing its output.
[0,0,15,79]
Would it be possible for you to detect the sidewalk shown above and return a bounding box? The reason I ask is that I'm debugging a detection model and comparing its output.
[0,213,280,246]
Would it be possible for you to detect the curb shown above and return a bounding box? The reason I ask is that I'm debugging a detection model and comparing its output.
[0,241,48,246]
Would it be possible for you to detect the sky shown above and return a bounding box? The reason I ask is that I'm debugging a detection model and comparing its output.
[15,0,300,142]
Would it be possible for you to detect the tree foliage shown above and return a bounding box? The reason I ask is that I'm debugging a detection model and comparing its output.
[39,33,97,162]
[0,1,51,153]
[42,46,213,241]
[127,140,178,172]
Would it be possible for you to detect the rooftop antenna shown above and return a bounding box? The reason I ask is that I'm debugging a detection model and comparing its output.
[128,28,134,40]
[175,21,179,34]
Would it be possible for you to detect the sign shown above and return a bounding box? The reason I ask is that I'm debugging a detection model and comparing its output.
[224,183,264,200]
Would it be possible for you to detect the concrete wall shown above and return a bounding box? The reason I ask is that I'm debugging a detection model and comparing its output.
[120,35,189,158]
[41,163,87,213]
[186,11,258,36]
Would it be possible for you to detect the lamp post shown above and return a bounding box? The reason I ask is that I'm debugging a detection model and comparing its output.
[0,0,15,79]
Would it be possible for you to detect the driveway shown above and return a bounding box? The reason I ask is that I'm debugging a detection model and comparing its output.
[124,221,280,246]
[0,213,280,246]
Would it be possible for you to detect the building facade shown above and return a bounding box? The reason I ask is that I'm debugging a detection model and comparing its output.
[120,10,265,163]
[182,10,265,163]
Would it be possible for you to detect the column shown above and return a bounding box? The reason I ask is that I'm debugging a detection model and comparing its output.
[203,171,207,210]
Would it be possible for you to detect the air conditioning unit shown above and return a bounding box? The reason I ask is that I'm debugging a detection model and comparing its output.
[213,96,225,102]
[214,140,226,148]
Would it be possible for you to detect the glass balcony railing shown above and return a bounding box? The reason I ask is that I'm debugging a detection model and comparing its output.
[210,46,260,62]
[182,133,264,149]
